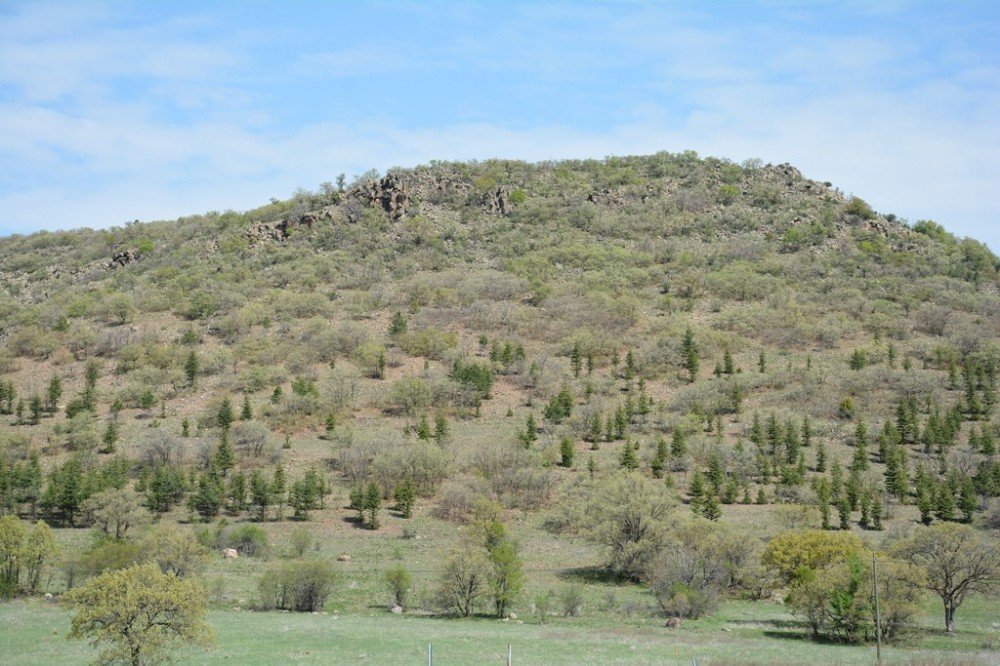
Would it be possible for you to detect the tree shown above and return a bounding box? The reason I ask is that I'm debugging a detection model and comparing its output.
[393,478,416,518]
[365,481,381,529]
[570,342,582,378]
[487,536,524,618]
[66,563,212,666]
[437,546,489,616]
[185,351,199,386]
[0,516,57,599]
[240,395,253,421]
[385,564,413,609]
[682,327,699,382]
[142,524,212,579]
[82,488,148,540]
[46,375,63,413]
[762,529,863,585]
[559,437,575,468]
[28,395,43,424]
[250,469,272,521]
[892,523,1000,633]
[586,472,675,581]
[217,397,234,432]
[388,311,408,336]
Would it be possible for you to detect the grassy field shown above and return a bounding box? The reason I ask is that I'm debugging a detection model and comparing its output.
[2,596,996,665]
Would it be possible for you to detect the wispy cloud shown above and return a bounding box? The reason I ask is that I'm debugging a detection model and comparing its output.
[0,1,997,249]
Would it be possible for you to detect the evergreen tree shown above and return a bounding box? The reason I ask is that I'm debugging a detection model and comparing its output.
[682,327,699,382]
[101,420,118,454]
[213,433,234,475]
[702,493,722,521]
[240,396,253,421]
[958,480,977,523]
[917,488,934,525]
[389,311,408,335]
[365,482,382,529]
[434,414,450,444]
[29,395,43,425]
[851,421,869,472]
[837,497,851,530]
[689,471,706,514]
[619,439,638,470]
[670,428,686,458]
[570,343,582,378]
[227,472,247,515]
[559,437,575,468]
[46,376,63,413]
[217,398,234,431]
[934,484,956,522]
[815,440,827,472]
[271,465,286,520]
[394,478,416,518]
[189,473,223,521]
[185,351,199,386]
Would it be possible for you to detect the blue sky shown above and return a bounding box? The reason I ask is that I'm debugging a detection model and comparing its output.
[1,1,998,249]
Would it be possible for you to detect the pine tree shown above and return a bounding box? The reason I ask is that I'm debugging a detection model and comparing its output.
[434,414,450,444]
[394,478,416,518]
[670,428,686,458]
[218,397,234,431]
[240,396,253,420]
[570,343,582,378]
[815,440,827,472]
[416,414,432,440]
[958,480,977,523]
[46,376,63,413]
[851,421,869,472]
[365,482,382,529]
[271,465,286,520]
[185,351,199,386]
[934,484,955,522]
[227,472,247,515]
[101,420,118,453]
[213,433,234,475]
[389,311,408,335]
[689,471,706,514]
[917,488,933,525]
[758,350,767,373]
[682,327,699,382]
[651,436,668,479]
[702,493,722,521]
[706,453,725,494]
[559,437,575,468]
[723,348,735,375]
[837,497,851,530]
[619,440,638,470]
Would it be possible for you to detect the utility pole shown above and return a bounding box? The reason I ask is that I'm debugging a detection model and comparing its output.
[872,553,882,666]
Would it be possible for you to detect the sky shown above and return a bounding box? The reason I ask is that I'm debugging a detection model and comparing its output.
[1,1,998,249]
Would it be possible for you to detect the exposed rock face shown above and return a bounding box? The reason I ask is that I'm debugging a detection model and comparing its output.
[483,186,511,215]
[587,189,626,207]
[245,207,338,243]
[356,173,409,219]
[109,249,140,268]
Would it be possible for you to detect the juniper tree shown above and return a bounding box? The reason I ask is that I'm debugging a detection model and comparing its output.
[559,437,575,468]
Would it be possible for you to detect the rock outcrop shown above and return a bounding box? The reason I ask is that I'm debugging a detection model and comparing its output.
[483,186,512,215]
[109,249,140,268]
[355,174,409,219]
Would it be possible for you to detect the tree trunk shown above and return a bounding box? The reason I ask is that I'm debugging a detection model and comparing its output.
[945,602,955,633]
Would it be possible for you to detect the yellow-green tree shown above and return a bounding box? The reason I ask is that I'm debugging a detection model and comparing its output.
[762,529,863,585]
[66,563,213,665]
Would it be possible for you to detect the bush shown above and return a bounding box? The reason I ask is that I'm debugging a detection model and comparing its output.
[258,559,337,612]
[224,525,269,558]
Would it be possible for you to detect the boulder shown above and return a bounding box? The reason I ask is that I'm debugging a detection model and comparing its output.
[222,548,239,559]
[390,605,403,614]
[337,554,352,563]
[109,249,140,268]
[356,174,409,219]
[665,617,682,629]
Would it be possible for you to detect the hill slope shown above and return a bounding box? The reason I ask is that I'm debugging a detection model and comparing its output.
[0,152,998,660]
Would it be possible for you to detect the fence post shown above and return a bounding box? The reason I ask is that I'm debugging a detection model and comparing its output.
[428,643,433,666]
[507,644,512,665]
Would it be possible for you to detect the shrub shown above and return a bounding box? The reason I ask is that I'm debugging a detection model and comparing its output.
[762,529,863,585]
[258,559,337,612]
[224,525,269,558]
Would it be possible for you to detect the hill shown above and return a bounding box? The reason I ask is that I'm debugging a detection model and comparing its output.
[1,152,998,663]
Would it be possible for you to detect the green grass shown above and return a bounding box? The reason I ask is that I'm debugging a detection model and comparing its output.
[2,597,995,665]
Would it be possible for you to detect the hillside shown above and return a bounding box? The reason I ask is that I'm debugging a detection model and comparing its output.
[1,152,998,663]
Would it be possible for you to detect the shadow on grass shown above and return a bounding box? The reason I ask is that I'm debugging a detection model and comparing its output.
[554,566,621,585]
